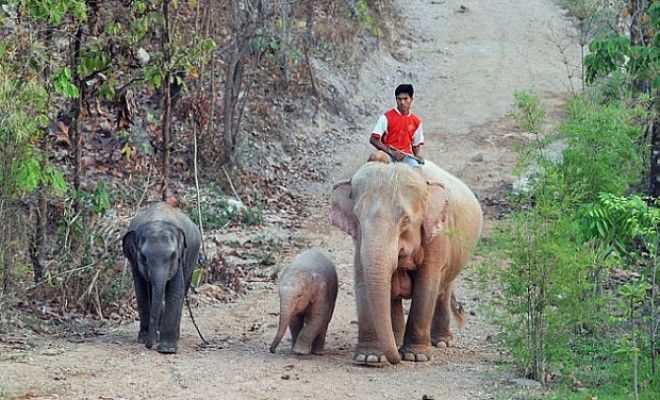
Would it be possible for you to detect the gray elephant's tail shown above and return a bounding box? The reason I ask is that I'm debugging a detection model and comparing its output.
[450,292,466,328]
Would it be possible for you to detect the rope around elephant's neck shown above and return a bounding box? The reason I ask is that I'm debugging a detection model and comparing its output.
[186,295,209,345]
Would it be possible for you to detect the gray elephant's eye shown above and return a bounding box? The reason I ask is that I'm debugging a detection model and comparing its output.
[139,254,147,265]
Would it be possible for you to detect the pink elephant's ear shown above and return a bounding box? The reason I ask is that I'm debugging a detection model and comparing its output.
[330,180,358,239]
[423,181,449,244]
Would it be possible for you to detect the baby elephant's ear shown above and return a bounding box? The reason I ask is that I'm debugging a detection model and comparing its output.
[331,180,358,239]
[122,231,138,263]
[423,181,449,244]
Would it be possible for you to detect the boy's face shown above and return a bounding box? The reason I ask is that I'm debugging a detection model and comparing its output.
[396,93,413,114]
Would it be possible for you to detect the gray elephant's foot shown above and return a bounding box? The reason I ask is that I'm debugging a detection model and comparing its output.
[353,347,388,366]
[157,341,178,354]
[431,334,453,348]
[137,331,149,344]
[399,345,433,362]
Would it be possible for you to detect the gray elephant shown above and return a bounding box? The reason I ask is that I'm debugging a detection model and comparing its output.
[270,249,338,355]
[122,202,202,354]
[331,160,482,365]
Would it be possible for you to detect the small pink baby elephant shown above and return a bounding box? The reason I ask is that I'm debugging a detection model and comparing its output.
[270,249,338,355]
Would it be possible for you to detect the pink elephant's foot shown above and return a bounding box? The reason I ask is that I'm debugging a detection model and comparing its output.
[431,333,453,348]
[353,346,389,367]
[399,344,433,362]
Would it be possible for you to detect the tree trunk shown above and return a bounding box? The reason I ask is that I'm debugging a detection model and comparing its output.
[629,0,651,93]
[161,74,172,201]
[650,120,660,198]
[32,25,54,282]
[161,0,172,201]
[70,24,84,211]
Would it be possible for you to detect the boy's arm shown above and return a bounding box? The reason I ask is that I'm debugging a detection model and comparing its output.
[412,145,423,160]
[370,136,404,161]
[411,121,424,160]
[370,114,403,161]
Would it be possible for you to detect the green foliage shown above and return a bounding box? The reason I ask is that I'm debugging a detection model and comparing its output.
[77,49,108,77]
[51,67,80,99]
[508,90,547,133]
[196,198,264,230]
[354,0,380,37]
[15,156,67,196]
[579,193,660,251]
[22,0,87,24]
[585,2,660,89]
[482,161,601,380]
[559,97,645,203]
[483,86,653,392]
[240,205,263,226]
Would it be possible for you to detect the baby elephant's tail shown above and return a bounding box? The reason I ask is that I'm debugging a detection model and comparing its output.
[450,292,466,328]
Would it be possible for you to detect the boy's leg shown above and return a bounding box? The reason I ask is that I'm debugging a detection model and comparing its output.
[402,155,421,167]
[368,150,392,164]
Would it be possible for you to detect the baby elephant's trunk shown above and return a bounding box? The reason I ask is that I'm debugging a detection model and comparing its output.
[270,308,293,353]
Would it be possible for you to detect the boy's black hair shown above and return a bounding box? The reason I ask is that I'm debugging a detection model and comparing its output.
[395,84,414,97]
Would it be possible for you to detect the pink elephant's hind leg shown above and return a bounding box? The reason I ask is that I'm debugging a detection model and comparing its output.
[431,290,453,347]
[391,298,405,347]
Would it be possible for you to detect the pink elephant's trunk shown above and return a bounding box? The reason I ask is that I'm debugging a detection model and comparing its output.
[362,244,401,365]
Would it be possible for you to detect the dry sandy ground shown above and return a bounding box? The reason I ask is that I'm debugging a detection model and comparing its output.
[0,1,580,399]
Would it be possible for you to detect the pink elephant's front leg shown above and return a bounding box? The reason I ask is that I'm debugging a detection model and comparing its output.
[399,264,441,362]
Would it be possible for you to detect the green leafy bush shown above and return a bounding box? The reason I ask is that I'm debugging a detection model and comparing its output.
[508,90,547,133]
[482,94,652,392]
[560,97,645,203]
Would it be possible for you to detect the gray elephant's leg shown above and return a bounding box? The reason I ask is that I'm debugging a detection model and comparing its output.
[292,310,325,355]
[391,298,404,348]
[131,266,150,343]
[400,266,439,362]
[158,269,185,354]
[289,314,304,345]
[431,290,453,347]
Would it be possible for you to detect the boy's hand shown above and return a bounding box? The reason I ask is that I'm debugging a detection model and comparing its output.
[388,146,405,161]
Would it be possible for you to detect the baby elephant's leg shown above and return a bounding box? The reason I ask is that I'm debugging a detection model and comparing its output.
[292,312,325,355]
[289,315,304,346]
[311,323,329,355]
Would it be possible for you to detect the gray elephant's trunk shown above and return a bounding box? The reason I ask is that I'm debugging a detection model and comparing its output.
[270,304,294,353]
[147,268,167,349]
[362,244,401,365]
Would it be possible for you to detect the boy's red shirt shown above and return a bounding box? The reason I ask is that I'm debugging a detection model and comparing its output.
[371,108,424,154]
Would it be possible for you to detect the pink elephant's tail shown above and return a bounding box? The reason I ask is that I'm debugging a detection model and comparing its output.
[450,292,466,328]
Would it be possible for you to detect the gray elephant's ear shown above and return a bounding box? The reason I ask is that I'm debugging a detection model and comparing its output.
[176,227,187,268]
[330,180,358,239]
[423,181,449,244]
[122,231,138,263]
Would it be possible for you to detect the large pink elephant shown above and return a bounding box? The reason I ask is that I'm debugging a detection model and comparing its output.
[331,160,483,365]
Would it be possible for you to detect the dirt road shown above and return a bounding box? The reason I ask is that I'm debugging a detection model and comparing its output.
[0,1,579,399]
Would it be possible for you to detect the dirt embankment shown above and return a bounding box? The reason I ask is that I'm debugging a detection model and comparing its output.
[0,1,579,399]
